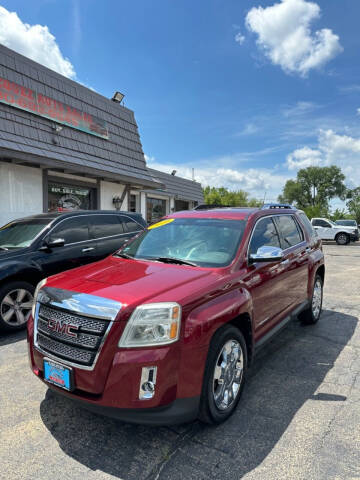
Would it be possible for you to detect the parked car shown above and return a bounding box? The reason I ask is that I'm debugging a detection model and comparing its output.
[311,217,358,245]
[28,204,324,425]
[0,210,146,332]
[335,219,359,241]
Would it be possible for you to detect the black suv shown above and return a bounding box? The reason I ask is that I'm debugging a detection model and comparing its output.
[0,210,146,332]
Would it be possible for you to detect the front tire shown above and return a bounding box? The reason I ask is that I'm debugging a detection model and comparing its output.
[198,325,247,424]
[336,232,349,245]
[0,281,34,332]
[300,274,323,325]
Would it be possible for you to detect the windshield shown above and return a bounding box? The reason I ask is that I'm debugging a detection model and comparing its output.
[0,219,49,249]
[335,220,356,226]
[117,217,246,267]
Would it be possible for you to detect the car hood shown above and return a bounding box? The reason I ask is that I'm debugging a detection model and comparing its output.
[45,256,216,312]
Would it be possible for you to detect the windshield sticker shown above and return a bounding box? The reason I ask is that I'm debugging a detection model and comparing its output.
[148,219,174,230]
[0,222,12,230]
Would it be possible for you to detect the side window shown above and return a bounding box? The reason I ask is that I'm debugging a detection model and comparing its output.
[89,215,124,239]
[249,217,281,255]
[275,215,303,248]
[299,212,315,238]
[313,219,330,227]
[321,220,331,228]
[49,217,89,245]
[122,216,142,233]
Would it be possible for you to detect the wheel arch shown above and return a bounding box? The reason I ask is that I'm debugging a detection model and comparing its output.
[0,271,42,291]
[335,231,349,240]
[229,313,254,365]
[316,264,325,284]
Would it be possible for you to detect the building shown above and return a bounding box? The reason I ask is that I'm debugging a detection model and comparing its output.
[143,168,204,223]
[0,44,203,226]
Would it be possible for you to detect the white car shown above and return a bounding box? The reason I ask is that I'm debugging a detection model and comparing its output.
[311,218,357,245]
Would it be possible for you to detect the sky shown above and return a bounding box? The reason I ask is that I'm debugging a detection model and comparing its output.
[0,0,359,205]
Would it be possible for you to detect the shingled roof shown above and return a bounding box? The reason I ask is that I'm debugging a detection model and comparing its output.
[0,44,160,188]
[148,168,204,203]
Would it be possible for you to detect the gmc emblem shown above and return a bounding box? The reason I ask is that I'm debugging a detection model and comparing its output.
[48,319,79,338]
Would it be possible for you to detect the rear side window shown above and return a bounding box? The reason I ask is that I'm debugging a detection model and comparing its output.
[298,212,315,238]
[122,216,142,233]
[50,217,89,244]
[275,215,303,248]
[249,217,281,255]
[89,215,124,239]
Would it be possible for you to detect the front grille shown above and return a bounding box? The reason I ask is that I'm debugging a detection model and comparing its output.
[36,304,111,367]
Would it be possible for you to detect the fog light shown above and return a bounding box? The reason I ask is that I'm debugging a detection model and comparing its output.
[139,366,157,400]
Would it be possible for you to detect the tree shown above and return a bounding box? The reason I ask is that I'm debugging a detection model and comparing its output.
[346,187,360,224]
[202,186,261,207]
[329,208,352,222]
[278,166,346,210]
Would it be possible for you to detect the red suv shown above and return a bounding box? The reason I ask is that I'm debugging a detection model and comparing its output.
[27,204,324,425]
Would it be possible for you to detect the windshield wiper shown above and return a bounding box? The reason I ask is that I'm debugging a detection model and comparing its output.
[152,256,198,267]
[0,247,8,251]
[115,252,134,259]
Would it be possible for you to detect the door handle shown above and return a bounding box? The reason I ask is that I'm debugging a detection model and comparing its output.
[82,247,95,253]
[281,259,290,265]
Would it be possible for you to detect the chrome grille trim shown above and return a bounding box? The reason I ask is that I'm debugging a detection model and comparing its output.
[38,318,100,349]
[33,288,122,371]
[39,305,108,334]
[37,333,93,364]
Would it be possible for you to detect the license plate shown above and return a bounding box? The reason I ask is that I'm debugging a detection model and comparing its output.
[43,359,73,391]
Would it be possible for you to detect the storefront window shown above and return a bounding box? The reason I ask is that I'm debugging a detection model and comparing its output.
[130,194,137,212]
[48,182,95,212]
[175,199,189,211]
[146,197,167,224]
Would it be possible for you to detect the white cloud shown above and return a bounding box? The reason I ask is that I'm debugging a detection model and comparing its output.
[245,0,343,76]
[145,154,156,163]
[235,32,245,45]
[236,123,259,136]
[286,129,360,186]
[0,6,76,79]
[357,108,360,115]
[286,146,322,169]
[282,101,317,117]
[147,157,290,201]
[339,85,360,94]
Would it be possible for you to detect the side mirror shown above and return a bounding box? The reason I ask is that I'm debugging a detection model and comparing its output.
[40,238,65,250]
[249,246,284,264]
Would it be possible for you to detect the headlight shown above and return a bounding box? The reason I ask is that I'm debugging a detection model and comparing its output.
[118,302,181,347]
[31,278,47,318]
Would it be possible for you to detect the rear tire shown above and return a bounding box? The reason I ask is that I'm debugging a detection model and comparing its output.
[0,281,34,332]
[299,274,323,325]
[335,232,349,245]
[198,325,247,424]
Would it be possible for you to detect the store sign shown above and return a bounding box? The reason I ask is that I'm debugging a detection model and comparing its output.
[49,185,90,196]
[0,77,109,139]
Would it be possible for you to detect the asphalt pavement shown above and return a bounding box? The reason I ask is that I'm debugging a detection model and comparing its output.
[0,242,359,480]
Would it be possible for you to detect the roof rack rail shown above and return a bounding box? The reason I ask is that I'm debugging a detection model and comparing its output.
[261,203,294,210]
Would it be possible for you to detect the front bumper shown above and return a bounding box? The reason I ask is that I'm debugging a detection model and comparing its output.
[27,317,207,425]
[350,233,359,241]
[48,386,199,425]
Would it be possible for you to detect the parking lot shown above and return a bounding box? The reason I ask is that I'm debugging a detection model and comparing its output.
[1,242,359,480]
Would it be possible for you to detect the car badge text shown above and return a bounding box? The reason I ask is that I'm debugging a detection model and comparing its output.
[47,319,79,338]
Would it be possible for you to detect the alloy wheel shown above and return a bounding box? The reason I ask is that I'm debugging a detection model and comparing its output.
[337,234,347,245]
[213,339,244,411]
[0,289,33,326]
[311,278,322,320]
